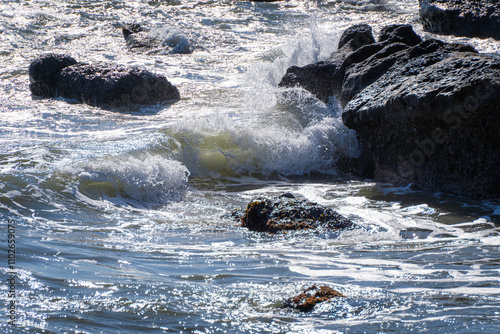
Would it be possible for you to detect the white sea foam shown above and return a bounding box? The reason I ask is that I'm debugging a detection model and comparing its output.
[153,27,193,54]
[243,19,340,111]
[168,111,359,178]
[161,23,358,178]
[75,155,190,207]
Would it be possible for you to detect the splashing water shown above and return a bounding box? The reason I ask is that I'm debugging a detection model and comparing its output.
[0,0,499,333]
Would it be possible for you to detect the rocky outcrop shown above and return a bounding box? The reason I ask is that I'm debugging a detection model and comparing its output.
[279,24,500,198]
[122,24,192,54]
[279,24,376,103]
[29,54,180,109]
[239,194,356,233]
[420,0,500,40]
[284,285,345,312]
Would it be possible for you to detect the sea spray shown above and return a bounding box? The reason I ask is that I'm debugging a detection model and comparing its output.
[166,111,359,178]
[243,19,340,111]
[160,22,357,178]
[76,155,189,206]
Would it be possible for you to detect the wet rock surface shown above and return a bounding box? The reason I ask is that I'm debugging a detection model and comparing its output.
[284,285,345,312]
[279,24,376,103]
[29,54,180,109]
[279,24,500,198]
[420,0,500,40]
[239,194,356,233]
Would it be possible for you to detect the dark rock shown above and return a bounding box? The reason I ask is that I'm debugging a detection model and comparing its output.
[338,24,376,50]
[240,196,356,233]
[29,54,180,109]
[28,54,77,98]
[343,48,500,198]
[278,23,500,198]
[57,63,180,107]
[284,285,345,312]
[122,23,144,39]
[341,33,499,198]
[420,0,500,40]
[280,24,421,104]
[122,24,192,54]
[379,24,423,46]
[279,24,375,103]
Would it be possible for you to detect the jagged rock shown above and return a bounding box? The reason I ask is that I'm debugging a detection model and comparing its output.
[278,24,500,198]
[342,38,500,198]
[279,24,422,105]
[284,285,345,312]
[279,24,375,103]
[240,194,356,233]
[29,54,180,109]
[420,0,500,40]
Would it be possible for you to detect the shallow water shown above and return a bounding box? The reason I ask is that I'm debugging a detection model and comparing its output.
[1,0,500,333]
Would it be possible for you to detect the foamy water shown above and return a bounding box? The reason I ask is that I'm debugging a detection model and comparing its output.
[1,0,500,333]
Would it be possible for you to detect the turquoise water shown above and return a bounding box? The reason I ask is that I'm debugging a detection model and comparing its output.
[1,0,500,333]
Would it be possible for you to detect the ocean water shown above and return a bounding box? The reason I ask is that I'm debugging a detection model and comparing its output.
[1,0,500,333]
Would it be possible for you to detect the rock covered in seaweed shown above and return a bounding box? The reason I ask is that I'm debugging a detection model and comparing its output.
[29,54,180,109]
[284,285,345,312]
[279,24,500,198]
[420,0,500,40]
[240,194,356,233]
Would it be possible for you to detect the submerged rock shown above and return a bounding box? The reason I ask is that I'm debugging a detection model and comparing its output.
[122,24,159,50]
[29,54,180,109]
[284,285,345,312]
[122,24,192,54]
[420,0,500,40]
[240,194,356,233]
[279,24,500,198]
